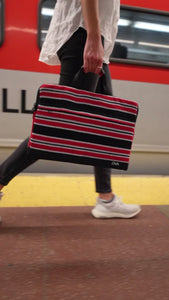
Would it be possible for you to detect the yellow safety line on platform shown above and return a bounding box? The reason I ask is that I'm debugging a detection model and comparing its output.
[1,174,169,207]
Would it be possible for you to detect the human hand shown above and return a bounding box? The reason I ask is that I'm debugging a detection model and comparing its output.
[83,34,104,74]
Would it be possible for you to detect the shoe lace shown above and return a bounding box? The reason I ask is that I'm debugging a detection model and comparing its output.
[114,195,123,205]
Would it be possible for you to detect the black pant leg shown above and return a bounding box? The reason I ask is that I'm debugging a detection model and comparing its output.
[0,137,38,185]
[58,28,112,194]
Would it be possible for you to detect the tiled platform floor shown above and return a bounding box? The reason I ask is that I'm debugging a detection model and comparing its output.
[0,205,169,300]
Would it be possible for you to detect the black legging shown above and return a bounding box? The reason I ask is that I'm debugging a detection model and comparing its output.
[0,27,112,193]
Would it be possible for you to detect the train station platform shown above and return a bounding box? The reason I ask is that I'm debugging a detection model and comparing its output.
[0,174,169,299]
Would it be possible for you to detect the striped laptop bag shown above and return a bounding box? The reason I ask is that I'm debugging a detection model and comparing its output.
[28,84,139,170]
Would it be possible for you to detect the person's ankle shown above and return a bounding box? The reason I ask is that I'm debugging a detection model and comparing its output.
[98,192,114,201]
[0,184,4,191]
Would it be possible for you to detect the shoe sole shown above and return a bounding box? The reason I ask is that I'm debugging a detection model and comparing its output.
[91,207,141,219]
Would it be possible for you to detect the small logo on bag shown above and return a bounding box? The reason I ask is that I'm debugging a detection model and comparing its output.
[111,161,120,166]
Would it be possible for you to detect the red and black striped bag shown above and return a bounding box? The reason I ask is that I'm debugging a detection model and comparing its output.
[28,84,139,170]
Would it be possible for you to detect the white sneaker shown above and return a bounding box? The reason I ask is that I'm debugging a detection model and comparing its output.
[91,194,141,219]
[0,192,3,222]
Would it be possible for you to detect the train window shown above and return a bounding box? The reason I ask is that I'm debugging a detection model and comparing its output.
[38,3,169,68]
[0,0,4,46]
[110,6,169,67]
[38,0,57,48]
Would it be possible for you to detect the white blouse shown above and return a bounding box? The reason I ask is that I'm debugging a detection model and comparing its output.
[39,0,120,65]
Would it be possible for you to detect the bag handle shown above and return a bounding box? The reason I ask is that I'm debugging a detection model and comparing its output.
[71,66,104,92]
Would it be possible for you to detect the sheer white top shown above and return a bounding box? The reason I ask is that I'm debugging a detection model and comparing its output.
[39,0,120,65]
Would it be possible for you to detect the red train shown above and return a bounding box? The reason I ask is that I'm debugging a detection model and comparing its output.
[0,0,169,174]
[0,0,169,83]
